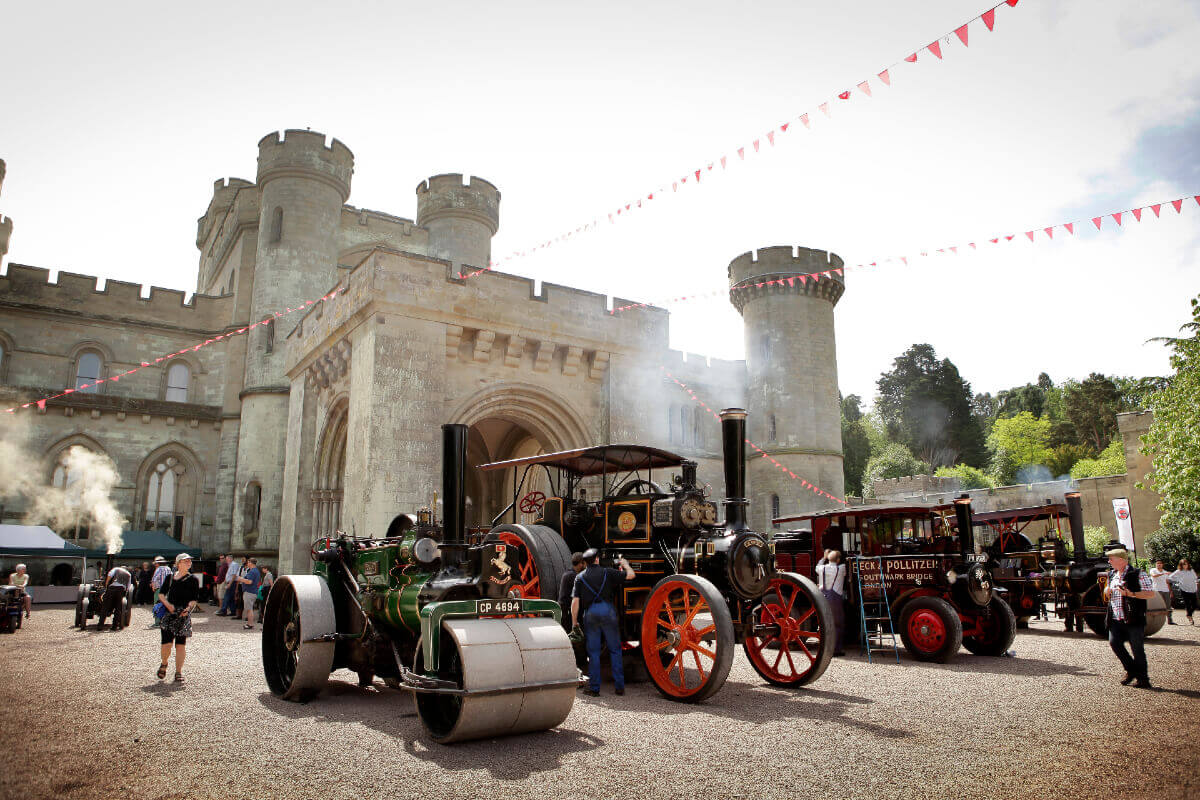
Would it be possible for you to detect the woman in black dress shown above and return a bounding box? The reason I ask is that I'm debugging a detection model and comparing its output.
[156,553,199,682]
[135,562,154,605]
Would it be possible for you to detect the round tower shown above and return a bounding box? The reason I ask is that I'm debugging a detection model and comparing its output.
[0,159,12,266]
[728,246,846,531]
[232,130,353,551]
[415,174,500,271]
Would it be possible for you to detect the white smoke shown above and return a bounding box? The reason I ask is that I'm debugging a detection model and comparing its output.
[0,426,126,554]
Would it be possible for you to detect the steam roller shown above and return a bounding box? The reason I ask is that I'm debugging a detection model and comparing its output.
[262,423,578,744]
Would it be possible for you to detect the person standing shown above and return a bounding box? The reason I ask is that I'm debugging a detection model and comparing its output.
[255,565,275,618]
[211,553,227,607]
[135,562,153,605]
[571,549,634,697]
[156,553,199,683]
[557,552,585,632]
[7,564,32,619]
[150,557,170,593]
[1149,560,1174,625]
[236,558,261,629]
[1168,558,1197,625]
[218,555,241,617]
[815,549,847,656]
[96,564,132,631]
[1102,547,1156,689]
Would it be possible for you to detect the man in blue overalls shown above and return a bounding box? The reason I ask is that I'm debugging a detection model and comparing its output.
[571,548,635,697]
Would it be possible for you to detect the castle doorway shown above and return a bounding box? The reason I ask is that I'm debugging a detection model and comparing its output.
[312,400,348,539]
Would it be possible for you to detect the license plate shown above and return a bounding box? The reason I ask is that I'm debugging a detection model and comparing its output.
[968,553,987,563]
[476,599,523,615]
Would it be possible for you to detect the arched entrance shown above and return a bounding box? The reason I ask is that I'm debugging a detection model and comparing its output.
[312,399,348,538]
[450,384,590,528]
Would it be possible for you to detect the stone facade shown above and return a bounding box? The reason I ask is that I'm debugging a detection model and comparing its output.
[870,411,1163,545]
[0,131,847,568]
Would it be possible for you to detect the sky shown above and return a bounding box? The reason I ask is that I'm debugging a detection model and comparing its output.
[2,0,1198,404]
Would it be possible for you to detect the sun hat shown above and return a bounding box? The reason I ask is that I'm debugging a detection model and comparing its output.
[1104,547,1131,560]
[153,556,166,564]
[174,552,193,563]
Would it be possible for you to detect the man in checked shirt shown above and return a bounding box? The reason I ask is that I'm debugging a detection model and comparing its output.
[1102,546,1157,689]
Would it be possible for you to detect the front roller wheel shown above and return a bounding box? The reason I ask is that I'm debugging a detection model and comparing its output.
[744,572,834,687]
[262,576,336,701]
[640,574,735,703]
[1144,592,1168,637]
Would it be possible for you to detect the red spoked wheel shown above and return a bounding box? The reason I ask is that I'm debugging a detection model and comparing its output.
[898,596,963,663]
[492,531,542,598]
[485,524,571,601]
[519,491,546,515]
[743,572,834,687]
[640,574,734,703]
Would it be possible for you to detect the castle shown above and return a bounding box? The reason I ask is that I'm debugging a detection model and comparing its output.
[0,131,846,572]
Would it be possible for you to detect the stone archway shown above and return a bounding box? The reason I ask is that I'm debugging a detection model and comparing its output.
[448,383,590,528]
[312,398,348,538]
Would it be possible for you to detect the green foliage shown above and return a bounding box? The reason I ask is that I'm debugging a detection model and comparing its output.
[876,344,988,469]
[988,412,1052,469]
[1144,527,1200,570]
[1083,525,1114,557]
[840,394,871,497]
[997,382,1047,418]
[988,447,1019,487]
[1141,295,1200,536]
[1046,443,1093,478]
[934,463,995,490]
[863,442,930,497]
[1070,438,1127,479]
[1062,373,1123,453]
[1112,375,1168,411]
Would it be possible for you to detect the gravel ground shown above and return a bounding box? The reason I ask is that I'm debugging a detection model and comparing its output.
[1,605,1197,800]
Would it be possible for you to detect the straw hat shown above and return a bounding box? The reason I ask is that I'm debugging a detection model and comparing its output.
[174,552,193,564]
[1104,547,1131,560]
[153,556,166,564]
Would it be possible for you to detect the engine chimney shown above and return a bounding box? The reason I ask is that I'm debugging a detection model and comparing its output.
[953,495,975,560]
[720,408,749,531]
[1064,491,1087,560]
[441,423,468,547]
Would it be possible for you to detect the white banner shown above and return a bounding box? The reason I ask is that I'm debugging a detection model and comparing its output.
[1112,497,1135,550]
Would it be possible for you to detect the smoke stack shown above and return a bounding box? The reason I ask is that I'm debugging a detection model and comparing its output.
[719,408,748,531]
[953,495,974,560]
[441,423,468,546]
[1064,491,1086,559]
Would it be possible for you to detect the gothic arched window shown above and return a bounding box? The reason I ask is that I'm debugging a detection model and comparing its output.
[51,446,94,539]
[771,494,780,528]
[265,318,275,354]
[244,482,262,534]
[144,455,190,540]
[165,363,190,403]
[269,207,284,243]
[768,413,777,442]
[74,351,102,393]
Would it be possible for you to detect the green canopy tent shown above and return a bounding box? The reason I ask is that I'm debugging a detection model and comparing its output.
[84,530,202,562]
[0,525,88,602]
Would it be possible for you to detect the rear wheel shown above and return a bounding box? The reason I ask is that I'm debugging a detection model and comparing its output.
[486,524,571,601]
[262,576,336,701]
[640,574,734,703]
[962,596,1017,656]
[1144,593,1168,637]
[1082,587,1108,637]
[898,596,963,663]
[743,573,833,687]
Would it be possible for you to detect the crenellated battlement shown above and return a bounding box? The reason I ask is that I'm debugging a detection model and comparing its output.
[727,246,844,282]
[727,245,846,313]
[257,129,354,201]
[196,177,255,248]
[0,159,7,194]
[0,216,11,258]
[415,174,500,233]
[0,263,232,328]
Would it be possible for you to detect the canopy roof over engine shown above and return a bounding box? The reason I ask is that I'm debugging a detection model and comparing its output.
[477,444,686,477]
[774,500,954,526]
[971,503,1068,525]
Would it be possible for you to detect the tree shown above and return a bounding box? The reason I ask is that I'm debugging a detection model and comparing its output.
[1083,525,1114,557]
[1070,438,1127,479]
[1141,295,1200,537]
[1062,373,1123,453]
[1046,443,1093,478]
[988,412,1052,469]
[876,344,988,469]
[862,442,930,497]
[840,394,870,497]
[996,382,1046,418]
[1145,527,1200,571]
[934,463,995,490]
[1113,375,1168,411]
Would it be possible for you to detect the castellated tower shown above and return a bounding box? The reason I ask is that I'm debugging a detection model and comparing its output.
[232,130,354,550]
[728,246,846,531]
[415,174,500,271]
[0,160,12,266]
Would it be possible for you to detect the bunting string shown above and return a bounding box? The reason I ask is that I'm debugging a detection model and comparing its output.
[661,366,848,506]
[2,288,344,414]
[611,192,1200,314]
[459,0,1029,282]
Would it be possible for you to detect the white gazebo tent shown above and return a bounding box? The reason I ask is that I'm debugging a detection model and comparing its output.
[0,524,87,603]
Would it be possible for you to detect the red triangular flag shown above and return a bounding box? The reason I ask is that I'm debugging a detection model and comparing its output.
[737,147,744,160]
[720,156,727,169]
[900,257,908,265]
[1004,235,1015,241]
[1150,204,1161,217]
[989,238,999,244]
[766,131,775,146]
[1172,199,1183,212]
[982,9,996,31]
[819,102,830,117]
[780,122,789,133]
[1064,222,1074,234]
[799,275,807,284]
[928,41,943,59]
[1092,216,1103,230]
[949,246,958,253]
[1112,212,1123,225]
[694,169,701,182]
[681,175,687,184]
[37,399,46,410]
[1044,227,1054,239]
[672,182,678,192]
[878,69,891,86]
[1132,208,1142,222]
[624,203,630,211]
[837,90,850,100]
[1194,195,1200,206]
[706,162,713,171]
[833,267,843,275]
[955,24,969,46]
[857,81,872,97]
[753,139,760,152]
[111,374,120,382]
[787,277,795,286]
[905,53,918,62]
[969,242,976,249]
[1006,0,1019,6]
[800,114,810,129]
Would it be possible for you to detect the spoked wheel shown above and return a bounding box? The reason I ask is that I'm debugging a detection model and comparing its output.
[640,574,734,703]
[262,576,336,701]
[744,572,834,687]
[962,596,1017,656]
[486,524,571,600]
[898,596,963,663]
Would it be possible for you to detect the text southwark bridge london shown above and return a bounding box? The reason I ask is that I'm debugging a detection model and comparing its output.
[0,131,847,571]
